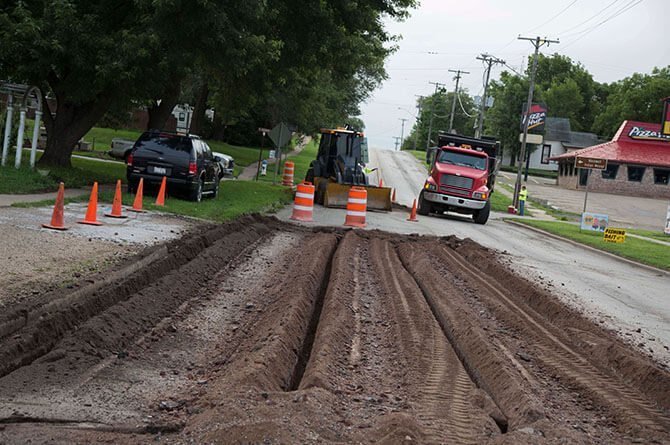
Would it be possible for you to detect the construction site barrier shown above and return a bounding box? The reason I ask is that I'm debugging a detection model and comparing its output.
[282,161,295,187]
[344,187,367,228]
[78,182,103,226]
[42,182,68,231]
[290,182,315,222]
[105,180,127,218]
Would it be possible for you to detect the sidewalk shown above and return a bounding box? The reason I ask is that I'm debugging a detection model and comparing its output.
[0,184,115,207]
[238,136,312,180]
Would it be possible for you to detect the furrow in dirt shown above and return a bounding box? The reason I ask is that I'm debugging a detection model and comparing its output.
[431,241,670,438]
[396,241,546,431]
[0,216,277,379]
[369,238,501,444]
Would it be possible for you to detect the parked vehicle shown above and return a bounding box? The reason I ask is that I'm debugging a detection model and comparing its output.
[126,131,221,202]
[109,138,136,161]
[305,126,392,210]
[212,152,235,178]
[418,132,499,224]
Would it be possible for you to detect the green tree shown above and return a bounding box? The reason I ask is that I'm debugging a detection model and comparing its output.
[403,90,477,150]
[593,67,670,139]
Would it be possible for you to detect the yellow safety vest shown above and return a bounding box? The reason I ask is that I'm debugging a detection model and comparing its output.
[519,189,528,201]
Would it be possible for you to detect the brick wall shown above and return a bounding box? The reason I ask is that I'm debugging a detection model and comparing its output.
[557,161,670,199]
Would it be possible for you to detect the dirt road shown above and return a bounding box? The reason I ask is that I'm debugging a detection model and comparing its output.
[0,216,667,444]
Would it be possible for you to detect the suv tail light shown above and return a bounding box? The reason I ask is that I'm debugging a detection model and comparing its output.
[126,154,133,166]
[188,161,197,175]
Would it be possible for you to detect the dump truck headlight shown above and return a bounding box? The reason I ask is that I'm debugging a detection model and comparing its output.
[424,182,437,191]
[473,191,487,200]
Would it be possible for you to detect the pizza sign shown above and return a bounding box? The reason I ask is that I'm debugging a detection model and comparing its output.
[628,126,670,142]
[521,103,547,133]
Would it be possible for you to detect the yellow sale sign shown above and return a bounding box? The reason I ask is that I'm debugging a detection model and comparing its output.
[603,228,626,243]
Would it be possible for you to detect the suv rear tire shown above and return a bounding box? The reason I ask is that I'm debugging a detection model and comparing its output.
[190,179,203,202]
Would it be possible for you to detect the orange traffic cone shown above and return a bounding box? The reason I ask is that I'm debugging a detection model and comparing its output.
[79,182,103,225]
[129,178,146,213]
[379,178,384,188]
[407,198,418,222]
[155,176,167,206]
[105,180,127,218]
[42,182,69,231]
[391,188,397,203]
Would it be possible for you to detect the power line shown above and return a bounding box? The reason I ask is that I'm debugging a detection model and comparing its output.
[561,0,643,48]
[426,81,446,149]
[524,0,579,33]
[558,0,622,35]
[561,0,640,38]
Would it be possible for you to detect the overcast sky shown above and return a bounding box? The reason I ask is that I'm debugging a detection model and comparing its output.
[360,0,670,149]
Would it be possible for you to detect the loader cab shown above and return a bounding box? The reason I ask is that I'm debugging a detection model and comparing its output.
[316,128,367,185]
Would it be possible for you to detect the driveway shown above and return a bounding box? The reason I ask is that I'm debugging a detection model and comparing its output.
[497,171,669,231]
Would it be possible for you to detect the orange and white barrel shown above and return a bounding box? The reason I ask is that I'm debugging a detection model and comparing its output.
[344,187,367,228]
[290,182,315,222]
[282,161,295,186]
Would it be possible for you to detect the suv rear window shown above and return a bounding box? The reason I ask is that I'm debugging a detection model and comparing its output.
[135,133,193,154]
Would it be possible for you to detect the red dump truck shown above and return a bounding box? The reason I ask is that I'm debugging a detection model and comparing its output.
[419,132,500,225]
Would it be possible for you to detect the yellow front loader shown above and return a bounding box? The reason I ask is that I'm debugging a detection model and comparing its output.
[305,128,392,211]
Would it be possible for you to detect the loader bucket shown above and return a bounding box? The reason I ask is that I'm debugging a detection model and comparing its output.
[324,182,392,211]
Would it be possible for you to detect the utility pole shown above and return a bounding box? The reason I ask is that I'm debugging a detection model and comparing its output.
[414,95,423,151]
[448,69,469,133]
[393,136,401,151]
[475,54,505,138]
[426,82,445,149]
[398,118,407,151]
[513,36,559,209]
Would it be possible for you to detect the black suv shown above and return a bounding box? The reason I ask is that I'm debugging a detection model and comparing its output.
[127,131,221,202]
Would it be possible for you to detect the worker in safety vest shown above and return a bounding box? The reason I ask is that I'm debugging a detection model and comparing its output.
[519,185,528,216]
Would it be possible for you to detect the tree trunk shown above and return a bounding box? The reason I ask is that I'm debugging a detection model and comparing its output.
[211,112,226,141]
[39,92,112,168]
[189,82,209,135]
[146,79,182,130]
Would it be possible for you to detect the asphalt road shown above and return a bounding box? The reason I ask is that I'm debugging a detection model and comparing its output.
[277,148,670,366]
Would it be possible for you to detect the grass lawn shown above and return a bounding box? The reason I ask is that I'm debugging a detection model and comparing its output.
[626,228,670,242]
[404,149,429,165]
[499,165,557,179]
[16,180,293,223]
[511,219,670,270]
[0,156,126,194]
[490,190,512,213]
[255,139,318,185]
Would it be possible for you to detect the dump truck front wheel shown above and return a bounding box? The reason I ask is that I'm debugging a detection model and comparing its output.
[418,191,431,216]
[473,200,490,225]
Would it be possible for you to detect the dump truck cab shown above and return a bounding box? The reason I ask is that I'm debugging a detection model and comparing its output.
[419,132,499,224]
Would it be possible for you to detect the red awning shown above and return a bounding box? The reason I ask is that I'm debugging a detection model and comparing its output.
[549,120,670,168]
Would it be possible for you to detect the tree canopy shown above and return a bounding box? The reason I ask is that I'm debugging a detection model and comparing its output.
[0,0,416,166]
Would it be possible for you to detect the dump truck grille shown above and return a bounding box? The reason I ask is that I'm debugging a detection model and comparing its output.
[440,174,473,189]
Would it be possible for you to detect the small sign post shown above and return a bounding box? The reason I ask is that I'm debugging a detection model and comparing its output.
[576,157,607,230]
[665,201,670,235]
[269,123,291,185]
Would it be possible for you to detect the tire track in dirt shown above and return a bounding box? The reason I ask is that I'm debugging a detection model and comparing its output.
[397,242,545,431]
[371,238,499,444]
[431,243,670,438]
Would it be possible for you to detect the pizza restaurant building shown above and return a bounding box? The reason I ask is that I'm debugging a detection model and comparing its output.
[550,120,670,199]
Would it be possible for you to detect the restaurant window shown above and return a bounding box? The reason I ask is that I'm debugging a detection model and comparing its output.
[627,165,645,182]
[601,163,619,180]
[654,168,670,185]
[541,145,551,164]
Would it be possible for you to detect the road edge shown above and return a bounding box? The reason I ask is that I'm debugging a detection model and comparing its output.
[504,219,670,276]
